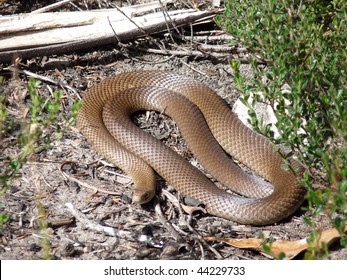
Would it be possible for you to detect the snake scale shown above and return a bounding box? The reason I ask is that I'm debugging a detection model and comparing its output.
[77,71,306,225]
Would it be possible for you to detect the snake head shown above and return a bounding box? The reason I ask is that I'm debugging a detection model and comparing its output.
[132,189,155,204]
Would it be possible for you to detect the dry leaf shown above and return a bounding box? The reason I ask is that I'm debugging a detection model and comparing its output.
[204,225,347,259]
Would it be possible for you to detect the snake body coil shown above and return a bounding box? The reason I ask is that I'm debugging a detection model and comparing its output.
[77,71,306,225]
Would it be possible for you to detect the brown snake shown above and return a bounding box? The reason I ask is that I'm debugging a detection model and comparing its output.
[77,71,306,225]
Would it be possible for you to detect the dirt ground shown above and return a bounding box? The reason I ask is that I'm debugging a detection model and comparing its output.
[1,0,346,260]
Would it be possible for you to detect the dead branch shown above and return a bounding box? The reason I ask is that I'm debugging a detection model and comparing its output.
[0,1,219,63]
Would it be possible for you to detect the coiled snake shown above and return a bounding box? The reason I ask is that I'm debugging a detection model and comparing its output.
[77,71,306,225]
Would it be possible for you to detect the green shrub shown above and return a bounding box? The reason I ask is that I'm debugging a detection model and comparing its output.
[217,0,347,258]
[0,77,81,228]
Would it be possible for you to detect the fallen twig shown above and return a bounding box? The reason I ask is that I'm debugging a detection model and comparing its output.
[181,34,236,42]
[137,46,229,58]
[31,0,78,14]
[65,202,130,237]
[154,198,185,242]
[5,67,80,97]
[60,161,122,196]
